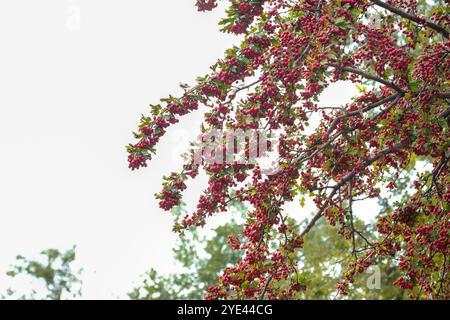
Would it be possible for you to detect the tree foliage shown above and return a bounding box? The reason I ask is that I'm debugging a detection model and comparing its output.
[130,204,244,299]
[129,221,243,300]
[127,0,449,299]
[131,207,407,300]
[3,247,82,300]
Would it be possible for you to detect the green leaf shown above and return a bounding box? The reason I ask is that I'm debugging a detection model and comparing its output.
[299,197,306,208]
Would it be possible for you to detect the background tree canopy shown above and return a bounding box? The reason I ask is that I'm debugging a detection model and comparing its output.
[2,247,82,300]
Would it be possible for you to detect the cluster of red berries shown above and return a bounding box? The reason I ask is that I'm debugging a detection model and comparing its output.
[195,0,217,12]
[229,1,266,34]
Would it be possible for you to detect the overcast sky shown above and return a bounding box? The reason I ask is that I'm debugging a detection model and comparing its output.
[0,1,372,299]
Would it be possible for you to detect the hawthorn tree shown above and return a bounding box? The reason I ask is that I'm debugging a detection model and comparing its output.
[127,0,449,299]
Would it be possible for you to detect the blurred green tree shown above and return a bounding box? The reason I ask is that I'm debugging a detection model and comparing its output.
[2,247,82,300]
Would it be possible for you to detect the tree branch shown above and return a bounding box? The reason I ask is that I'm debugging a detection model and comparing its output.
[327,63,405,93]
[438,92,450,99]
[440,107,450,119]
[371,0,449,39]
[300,141,405,238]
[327,93,401,135]
[348,179,357,260]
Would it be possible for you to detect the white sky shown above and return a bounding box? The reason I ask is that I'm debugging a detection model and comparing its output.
[0,1,372,299]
